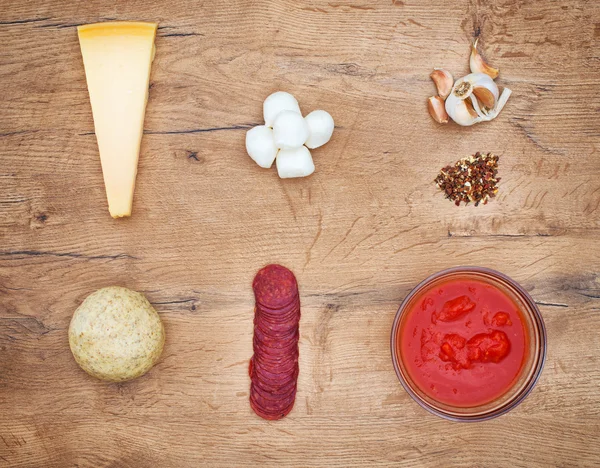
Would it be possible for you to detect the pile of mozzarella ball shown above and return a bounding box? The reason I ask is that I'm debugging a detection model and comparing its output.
[245,92,335,178]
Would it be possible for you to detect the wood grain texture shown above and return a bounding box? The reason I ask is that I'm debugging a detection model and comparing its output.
[1,0,599,466]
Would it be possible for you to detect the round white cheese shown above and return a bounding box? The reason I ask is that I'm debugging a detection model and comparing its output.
[273,111,310,150]
[304,110,334,149]
[246,125,278,168]
[276,146,315,178]
[263,91,301,127]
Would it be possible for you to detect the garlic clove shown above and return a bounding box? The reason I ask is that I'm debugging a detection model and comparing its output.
[469,94,487,119]
[469,73,499,111]
[481,87,512,121]
[263,91,301,127]
[464,98,479,119]
[445,94,481,126]
[430,68,454,100]
[305,110,335,149]
[276,146,315,178]
[470,39,499,79]
[245,125,278,168]
[472,86,496,109]
[427,96,449,124]
[273,110,310,150]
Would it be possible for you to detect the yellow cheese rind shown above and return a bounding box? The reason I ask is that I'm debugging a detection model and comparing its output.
[78,22,157,218]
[77,21,157,38]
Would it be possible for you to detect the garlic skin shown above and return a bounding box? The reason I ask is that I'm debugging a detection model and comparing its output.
[263,91,301,127]
[276,146,315,179]
[430,68,454,100]
[445,72,511,126]
[427,96,449,124]
[470,39,499,79]
[246,125,278,168]
[305,110,334,149]
[483,87,512,120]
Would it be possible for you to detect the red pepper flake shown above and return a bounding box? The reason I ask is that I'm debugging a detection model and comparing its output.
[435,152,500,207]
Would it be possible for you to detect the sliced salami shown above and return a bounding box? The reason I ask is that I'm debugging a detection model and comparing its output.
[249,264,300,421]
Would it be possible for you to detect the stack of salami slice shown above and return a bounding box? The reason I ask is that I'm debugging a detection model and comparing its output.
[249,264,300,420]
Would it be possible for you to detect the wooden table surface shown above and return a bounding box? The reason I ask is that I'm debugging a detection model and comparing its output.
[1,0,599,466]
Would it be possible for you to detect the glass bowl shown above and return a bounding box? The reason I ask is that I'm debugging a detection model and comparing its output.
[391,266,547,422]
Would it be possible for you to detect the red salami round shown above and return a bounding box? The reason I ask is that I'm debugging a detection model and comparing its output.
[252,378,297,401]
[254,320,298,339]
[253,337,298,356]
[249,264,301,421]
[253,370,298,394]
[254,306,300,323]
[254,358,298,377]
[250,385,295,410]
[253,264,298,309]
[255,311,300,329]
[255,310,300,327]
[255,297,300,315]
[253,346,298,365]
[253,355,298,379]
[253,325,299,342]
[250,393,296,421]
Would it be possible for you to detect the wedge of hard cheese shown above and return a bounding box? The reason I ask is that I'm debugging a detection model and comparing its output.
[78,22,157,218]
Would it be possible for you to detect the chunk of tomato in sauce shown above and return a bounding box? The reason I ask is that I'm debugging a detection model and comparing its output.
[492,311,512,326]
[467,330,511,364]
[432,295,476,323]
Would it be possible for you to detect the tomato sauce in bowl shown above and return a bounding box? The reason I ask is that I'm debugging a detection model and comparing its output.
[401,278,528,407]
[391,267,546,421]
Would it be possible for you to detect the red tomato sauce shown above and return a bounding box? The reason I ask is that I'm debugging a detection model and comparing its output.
[399,278,528,407]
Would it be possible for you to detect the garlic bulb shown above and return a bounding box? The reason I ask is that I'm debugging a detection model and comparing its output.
[445,73,511,126]
[470,39,499,79]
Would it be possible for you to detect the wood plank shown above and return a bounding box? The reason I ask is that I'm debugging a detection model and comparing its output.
[1,0,599,466]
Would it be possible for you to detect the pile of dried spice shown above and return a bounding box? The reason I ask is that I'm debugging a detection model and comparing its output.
[435,152,500,206]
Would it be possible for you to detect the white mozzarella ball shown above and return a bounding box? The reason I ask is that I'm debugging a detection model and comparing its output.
[276,146,315,179]
[263,91,301,127]
[304,110,334,149]
[273,111,310,150]
[245,125,278,168]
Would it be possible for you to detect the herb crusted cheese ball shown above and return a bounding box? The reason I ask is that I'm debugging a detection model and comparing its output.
[69,286,165,382]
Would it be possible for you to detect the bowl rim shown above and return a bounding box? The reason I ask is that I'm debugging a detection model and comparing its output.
[390,266,547,422]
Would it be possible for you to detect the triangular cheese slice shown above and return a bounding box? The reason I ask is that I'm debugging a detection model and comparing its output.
[78,22,157,218]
